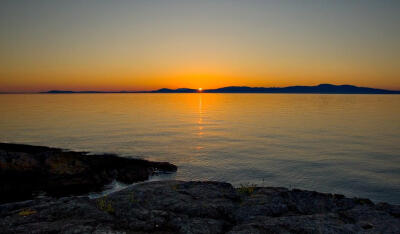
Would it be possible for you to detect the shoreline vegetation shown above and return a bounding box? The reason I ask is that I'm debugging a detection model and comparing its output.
[0,143,399,233]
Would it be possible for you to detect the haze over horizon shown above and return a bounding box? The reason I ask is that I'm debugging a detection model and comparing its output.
[19,83,400,93]
[1,0,400,92]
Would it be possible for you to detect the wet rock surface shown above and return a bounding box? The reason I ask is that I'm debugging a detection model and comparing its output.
[0,181,399,234]
[0,143,177,203]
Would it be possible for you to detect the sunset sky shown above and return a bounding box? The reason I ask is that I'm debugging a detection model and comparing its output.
[1,0,399,92]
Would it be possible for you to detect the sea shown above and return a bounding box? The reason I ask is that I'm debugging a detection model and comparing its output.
[1,93,399,204]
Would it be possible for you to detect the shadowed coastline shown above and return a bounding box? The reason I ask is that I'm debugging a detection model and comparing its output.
[41,84,400,94]
[0,143,177,204]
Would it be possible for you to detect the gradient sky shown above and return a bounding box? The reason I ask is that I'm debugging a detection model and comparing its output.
[1,0,399,92]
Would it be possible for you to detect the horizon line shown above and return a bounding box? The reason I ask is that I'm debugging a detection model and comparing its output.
[1,83,400,94]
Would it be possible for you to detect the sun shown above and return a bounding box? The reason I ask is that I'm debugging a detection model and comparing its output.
[198,88,203,92]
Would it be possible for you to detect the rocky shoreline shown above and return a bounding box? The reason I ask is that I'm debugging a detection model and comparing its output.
[0,143,399,233]
[0,180,399,233]
[0,143,177,204]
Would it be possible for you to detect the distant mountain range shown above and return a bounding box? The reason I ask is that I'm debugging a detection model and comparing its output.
[43,84,399,94]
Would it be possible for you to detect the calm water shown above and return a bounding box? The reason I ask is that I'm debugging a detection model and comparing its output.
[1,94,399,204]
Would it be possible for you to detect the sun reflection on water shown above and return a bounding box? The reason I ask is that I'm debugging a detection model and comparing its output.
[196,94,204,148]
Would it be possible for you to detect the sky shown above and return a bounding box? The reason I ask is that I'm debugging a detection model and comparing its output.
[1,0,399,92]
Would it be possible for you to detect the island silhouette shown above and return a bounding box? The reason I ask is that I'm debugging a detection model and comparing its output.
[43,84,400,94]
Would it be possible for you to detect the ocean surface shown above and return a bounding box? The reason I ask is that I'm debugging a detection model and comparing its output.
[0,94,399,204]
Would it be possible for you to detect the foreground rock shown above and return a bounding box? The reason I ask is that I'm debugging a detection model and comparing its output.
[0,143,177,203]
[0,181,399,233]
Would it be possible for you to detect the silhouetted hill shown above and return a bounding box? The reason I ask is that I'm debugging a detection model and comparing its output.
[44,90,77,94]
[204,84,400,94]
[41,84,399,94]
[43,90,133,94]
[151,88,197,93]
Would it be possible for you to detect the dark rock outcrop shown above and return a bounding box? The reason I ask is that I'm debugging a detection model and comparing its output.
[0,181,399,233]
[0,143,177,204]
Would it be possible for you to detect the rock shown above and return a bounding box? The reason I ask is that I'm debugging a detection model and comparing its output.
[0,143,177,204]
[0,181,399,233]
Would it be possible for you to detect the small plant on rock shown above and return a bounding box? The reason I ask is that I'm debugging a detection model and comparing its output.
[18,208,37,216]
[96,196,115,214]
[238,183,257,196]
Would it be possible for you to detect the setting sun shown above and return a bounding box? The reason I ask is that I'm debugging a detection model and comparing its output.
[198,88,203,92]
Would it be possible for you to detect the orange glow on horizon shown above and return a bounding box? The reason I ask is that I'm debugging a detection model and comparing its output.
[1,1,400,92]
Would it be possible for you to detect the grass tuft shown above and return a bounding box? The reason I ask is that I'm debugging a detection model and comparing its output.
[18,208,37,216]
[96,196,115,214]
[237,183,257,196]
